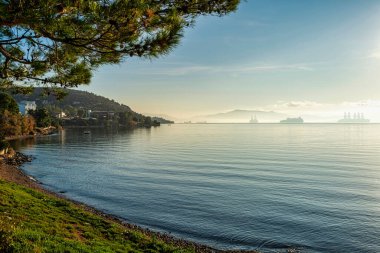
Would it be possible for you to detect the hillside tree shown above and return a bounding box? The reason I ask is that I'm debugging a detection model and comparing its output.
[0,92,19,114]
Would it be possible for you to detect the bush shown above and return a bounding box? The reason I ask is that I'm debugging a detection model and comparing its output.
[0,92,19,114]
[0,110,36,137]
[28,108,51,127]
[0,139,9,151]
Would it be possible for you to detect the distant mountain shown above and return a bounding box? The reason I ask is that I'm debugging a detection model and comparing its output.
[192,109,287,123]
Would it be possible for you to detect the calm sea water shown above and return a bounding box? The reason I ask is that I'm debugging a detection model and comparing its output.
[13,124,380,253]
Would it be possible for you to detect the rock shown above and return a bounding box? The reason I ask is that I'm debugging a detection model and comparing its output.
[4,152,34,167]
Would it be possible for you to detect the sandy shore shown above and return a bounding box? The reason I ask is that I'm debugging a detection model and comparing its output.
[0,156,256,253]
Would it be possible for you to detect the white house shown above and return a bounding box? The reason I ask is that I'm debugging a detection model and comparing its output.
[18,101,37,115]
[55,111,67,119]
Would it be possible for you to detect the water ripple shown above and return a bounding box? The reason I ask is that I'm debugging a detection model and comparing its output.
[15,124,380,253]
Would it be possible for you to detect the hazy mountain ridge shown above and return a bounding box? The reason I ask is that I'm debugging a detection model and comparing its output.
[192,109,288,123]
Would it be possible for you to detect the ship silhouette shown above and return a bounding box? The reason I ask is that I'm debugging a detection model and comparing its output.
[280,117,304,124]
[249,115,259,124]
[338,112,370,123]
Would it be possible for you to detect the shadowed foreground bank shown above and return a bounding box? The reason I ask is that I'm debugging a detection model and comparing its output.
[0,160,257,253]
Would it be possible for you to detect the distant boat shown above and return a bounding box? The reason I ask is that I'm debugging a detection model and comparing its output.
[249,115,258,124]
[280,117,304,124]
[83,130,91,134]
[338,112,370,123]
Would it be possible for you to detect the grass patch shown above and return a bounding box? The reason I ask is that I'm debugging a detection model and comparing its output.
[0,180,195,253]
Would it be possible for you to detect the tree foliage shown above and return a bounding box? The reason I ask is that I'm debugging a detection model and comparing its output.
[0,0,240,91]
[0,110,36,137]
[28,108,52,127]
[0,92,19,114]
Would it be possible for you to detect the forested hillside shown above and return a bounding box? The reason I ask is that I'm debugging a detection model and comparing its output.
[13,88,173,124]
[13,88,131,113]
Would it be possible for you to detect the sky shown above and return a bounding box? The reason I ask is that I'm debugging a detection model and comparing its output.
[83,0,380,122]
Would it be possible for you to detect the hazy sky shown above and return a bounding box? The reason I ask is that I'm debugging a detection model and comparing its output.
[84,0,380,121]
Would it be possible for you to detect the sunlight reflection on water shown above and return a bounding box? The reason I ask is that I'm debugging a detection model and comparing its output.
[15,124,380,253]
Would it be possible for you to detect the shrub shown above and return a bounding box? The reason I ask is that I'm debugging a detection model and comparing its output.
[0,139,9,151]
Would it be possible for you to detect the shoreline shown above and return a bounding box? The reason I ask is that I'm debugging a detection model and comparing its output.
[5,126,60,141]
[0,154,256,253]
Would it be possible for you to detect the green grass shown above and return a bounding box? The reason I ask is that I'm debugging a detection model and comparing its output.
[0,180,195,253]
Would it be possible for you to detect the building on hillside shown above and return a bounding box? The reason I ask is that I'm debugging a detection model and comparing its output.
[18,101,37,115]
[54,111,67,119]
[90,111,115,120]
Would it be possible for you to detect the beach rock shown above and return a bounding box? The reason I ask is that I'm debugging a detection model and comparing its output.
[4,152,34,167]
